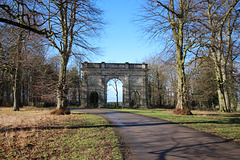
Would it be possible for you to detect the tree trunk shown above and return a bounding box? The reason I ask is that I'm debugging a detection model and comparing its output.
[116,81,118,107]
[0,43,3,106]
[222,64,231,111]
[214,58,231,112]
[168,0,187,110]
[56,55,69,109]
[226,21,236,109]
[176,53,187,109]
[229,55,237,109]
[175,18,186,110]
[13,32,23,111]
[21,81,25,106]
[13,68,21,111]
[116,92,118,107]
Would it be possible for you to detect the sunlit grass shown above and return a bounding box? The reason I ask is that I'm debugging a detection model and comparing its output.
[0,107,123,159]
[112,108,240,143]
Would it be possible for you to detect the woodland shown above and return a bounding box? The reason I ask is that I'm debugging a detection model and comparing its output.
[0,0,240,113]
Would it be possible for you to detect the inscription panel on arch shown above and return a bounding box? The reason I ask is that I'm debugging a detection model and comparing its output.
[86,70,146,76]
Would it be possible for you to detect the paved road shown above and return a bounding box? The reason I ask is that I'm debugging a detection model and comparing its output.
[71,109,240,160]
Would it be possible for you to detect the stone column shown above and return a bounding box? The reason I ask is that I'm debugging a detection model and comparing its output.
[141,76,147,108]
[142,71,148,108]
[123,74,130,108]
[81,71,88,107]
[99,76,106,108]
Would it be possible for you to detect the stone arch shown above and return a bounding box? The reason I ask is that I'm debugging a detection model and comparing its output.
[105,76,124,84]
[81,62,148,108]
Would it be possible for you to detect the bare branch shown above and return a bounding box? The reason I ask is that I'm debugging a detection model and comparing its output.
[155,0,183,18]
[0,17,47,35]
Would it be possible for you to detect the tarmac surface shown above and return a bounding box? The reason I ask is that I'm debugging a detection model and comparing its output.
[71,108,240,160]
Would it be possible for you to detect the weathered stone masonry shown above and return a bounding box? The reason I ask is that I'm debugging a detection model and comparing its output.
[81,62,148,108]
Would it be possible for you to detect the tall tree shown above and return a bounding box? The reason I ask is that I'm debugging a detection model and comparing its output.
[1,0,103,110]
[0,25,25,110]
[0,0,49,110]
[225,3,240,110]
[189,58,218,109]
[1,1,27,110]
[0,23,49,108]
[141,0,198,111]
[145,54,176,108]
[45,0,103,110]
[194,0,240,112]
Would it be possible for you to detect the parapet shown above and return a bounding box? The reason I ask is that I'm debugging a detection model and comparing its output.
[82,62,148,70]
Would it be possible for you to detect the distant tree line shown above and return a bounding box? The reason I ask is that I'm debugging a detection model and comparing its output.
[0,24,81,107]
[145,54,240,111]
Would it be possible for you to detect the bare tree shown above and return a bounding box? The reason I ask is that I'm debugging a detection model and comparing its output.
[45,0,103,110]
[140,0,199,112]
[193,0,240,112]
[225,4,240,110]
[1,0,103,110]
[0,22,49,108]
[0,24,26,110]
[188,58,218,109]
[145,54,176,108]
[0,0,50,110]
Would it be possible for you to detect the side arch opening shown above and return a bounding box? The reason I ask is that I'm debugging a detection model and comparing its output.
[130,91,140,108]
[89,91,99,108]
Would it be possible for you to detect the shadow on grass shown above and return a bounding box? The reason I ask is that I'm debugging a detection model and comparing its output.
[71,108,128,115]
[0,121,178,133]
[194,113,240,117]
[178,117,240,125]
[0,125,112,133]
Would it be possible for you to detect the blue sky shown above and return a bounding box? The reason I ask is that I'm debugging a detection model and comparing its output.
[95,0,156,63]
[95,0,157,102]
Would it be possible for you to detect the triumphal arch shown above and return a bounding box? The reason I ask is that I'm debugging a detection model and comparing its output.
[81,62,148,108]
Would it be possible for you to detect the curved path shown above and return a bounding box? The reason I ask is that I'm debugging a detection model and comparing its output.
[71,109,240,160]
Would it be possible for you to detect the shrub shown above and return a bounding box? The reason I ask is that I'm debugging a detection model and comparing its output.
[50,109,71,115]
[173,106,193,115]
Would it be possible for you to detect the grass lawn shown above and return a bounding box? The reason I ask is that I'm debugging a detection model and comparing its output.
[112,108,240,143]
[0,107,123,160]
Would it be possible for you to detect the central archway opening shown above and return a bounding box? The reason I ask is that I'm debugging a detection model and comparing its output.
[107,78,123,108]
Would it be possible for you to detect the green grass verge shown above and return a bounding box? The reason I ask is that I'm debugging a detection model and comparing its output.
[111,109,240,143]
[0,108,123,159]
